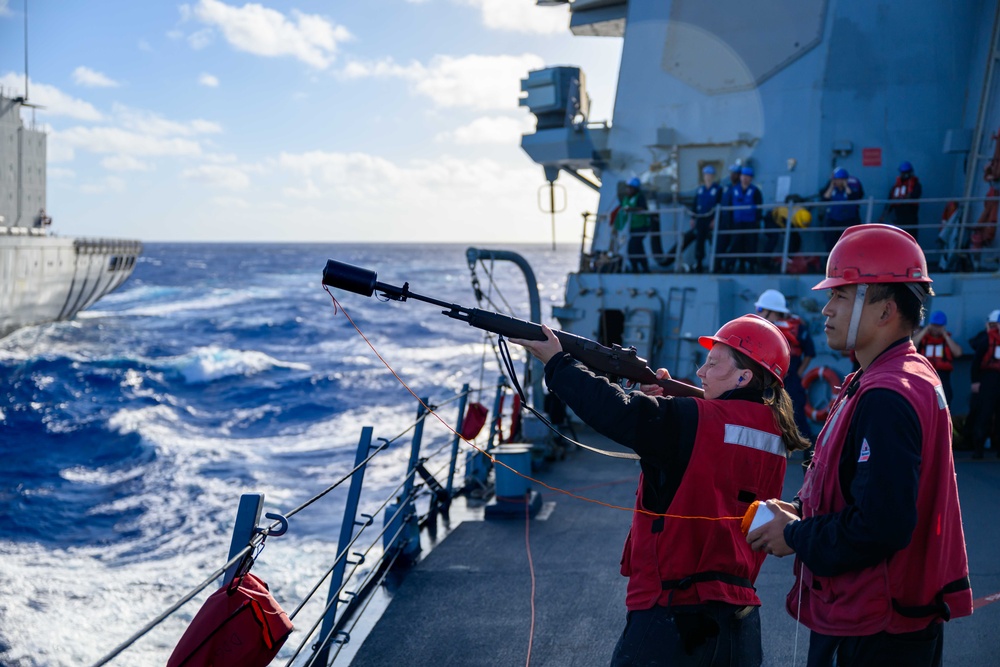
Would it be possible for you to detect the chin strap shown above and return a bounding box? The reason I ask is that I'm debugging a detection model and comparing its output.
[845,283,868,351]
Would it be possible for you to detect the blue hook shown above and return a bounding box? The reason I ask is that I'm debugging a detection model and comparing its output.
[255,512,289,537]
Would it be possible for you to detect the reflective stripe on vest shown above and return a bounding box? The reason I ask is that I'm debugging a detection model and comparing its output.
[724,424,784,456]
[622,398,786,611]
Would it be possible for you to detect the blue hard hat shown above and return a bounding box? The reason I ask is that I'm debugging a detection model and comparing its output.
[899,161,913,173]
[627,177,641,188]
[740,166,754,176]
[702,165,716,175]
[729,163,741,173]
[929,310,947,326]
[833,167,849,179]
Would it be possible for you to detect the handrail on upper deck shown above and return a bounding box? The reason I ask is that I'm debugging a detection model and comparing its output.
[578,193,999,275]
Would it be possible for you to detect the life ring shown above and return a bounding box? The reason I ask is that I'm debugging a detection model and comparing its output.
[495,392,522,443]
[802,366,842,423]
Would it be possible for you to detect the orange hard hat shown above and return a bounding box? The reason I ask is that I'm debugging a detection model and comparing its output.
[699,314,790,386]
[813,224,931,290]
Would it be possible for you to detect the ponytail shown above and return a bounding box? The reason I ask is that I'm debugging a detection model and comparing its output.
[729,349,812,453]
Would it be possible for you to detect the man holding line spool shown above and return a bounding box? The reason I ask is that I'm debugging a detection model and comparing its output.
[746,224,972,666]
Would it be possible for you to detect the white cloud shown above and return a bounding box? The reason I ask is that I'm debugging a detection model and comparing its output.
[112,104,222,137]
[278,150,539,201]
[0,73,103,121]
[282,178,323,199]
[56,126,202,157]
[188,28,214,50]
[339,53,544,111]
[456,0,569,35]
[47,140,76,163]
[181,164,251,190]
[269,149,595,242]
[101,155,153,172]
[80,176,127,195]
[436,114,534,144]
[72,66,120,88]
[0,0,10,16]
[138,39,153,52]
[48,167,76,180]
[199,73,220,87]
[202,152,239,164]
[189,0,352,69]
[211,196,250,209]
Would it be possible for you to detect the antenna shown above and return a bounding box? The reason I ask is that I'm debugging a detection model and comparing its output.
[24,0,29,101]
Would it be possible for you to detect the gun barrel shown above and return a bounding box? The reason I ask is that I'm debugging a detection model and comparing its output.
[323,259,378,297]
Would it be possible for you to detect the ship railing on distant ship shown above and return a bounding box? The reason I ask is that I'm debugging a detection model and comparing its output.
[581,193,999,276]
[92,380,523,667]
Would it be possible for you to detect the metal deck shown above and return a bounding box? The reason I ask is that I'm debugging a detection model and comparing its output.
[349,433,1000,666]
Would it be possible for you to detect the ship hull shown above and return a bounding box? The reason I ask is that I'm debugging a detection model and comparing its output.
[0,230,142,339]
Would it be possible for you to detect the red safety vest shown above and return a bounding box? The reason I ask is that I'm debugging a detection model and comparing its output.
[981,328,1000,372]
[621,399,787,610]
[918,332,955,372]
[891,176,920,201]
[776,315,805,357]
[789,342,972,635]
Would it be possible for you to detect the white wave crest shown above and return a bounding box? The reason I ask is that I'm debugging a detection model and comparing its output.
[166,346,310,384]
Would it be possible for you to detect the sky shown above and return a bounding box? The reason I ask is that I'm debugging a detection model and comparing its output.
[0,0,622,243]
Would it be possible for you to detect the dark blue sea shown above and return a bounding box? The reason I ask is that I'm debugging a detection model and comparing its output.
[0,242,578,666]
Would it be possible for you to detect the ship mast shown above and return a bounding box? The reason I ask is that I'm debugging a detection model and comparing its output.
[24,0,29,102]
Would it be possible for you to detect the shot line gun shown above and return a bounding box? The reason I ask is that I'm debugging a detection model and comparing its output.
[322,259,705,399]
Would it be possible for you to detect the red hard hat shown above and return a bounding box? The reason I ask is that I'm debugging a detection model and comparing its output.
[698,314,790,386]
[813,224,931,290]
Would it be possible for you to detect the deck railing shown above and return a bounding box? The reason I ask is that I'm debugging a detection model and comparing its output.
[91,379,518,667]
[580,194,1000,275]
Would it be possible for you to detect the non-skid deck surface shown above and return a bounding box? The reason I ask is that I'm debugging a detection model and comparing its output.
[351,436,1000,666]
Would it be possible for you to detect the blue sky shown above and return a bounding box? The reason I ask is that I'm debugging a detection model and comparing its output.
[0,0,621,242]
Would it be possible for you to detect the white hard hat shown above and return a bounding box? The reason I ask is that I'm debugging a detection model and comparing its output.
[988,309,1000,323]
[754,289,789,314]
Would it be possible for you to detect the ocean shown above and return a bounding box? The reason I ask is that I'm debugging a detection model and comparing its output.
[0,242,579,666]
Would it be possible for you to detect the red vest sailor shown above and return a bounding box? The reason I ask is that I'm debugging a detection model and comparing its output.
[746,225,972,666]
[510,315,811,666]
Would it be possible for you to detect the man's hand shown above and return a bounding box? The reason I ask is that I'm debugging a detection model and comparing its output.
[509,325,564,365]
[746,500,799,557]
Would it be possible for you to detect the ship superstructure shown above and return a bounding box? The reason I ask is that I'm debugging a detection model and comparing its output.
[519,0,1000,415]
[0,91,142,339]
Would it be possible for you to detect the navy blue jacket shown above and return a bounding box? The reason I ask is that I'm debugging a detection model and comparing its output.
[724,184,763,225]
[693,183,723,220]
[785,340,921,577]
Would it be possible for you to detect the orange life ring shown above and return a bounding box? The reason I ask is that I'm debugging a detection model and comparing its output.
[801,366,842,423]
[495,392,522,443]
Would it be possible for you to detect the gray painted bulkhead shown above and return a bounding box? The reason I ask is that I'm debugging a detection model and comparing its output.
[520,0,1000,422]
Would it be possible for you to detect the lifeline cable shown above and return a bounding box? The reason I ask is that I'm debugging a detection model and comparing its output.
[325,288,744,523]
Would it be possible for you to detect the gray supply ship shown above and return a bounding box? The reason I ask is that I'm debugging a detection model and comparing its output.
[0,91,142,340]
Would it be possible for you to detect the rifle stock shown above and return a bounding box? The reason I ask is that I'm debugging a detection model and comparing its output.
[322,259,704,399]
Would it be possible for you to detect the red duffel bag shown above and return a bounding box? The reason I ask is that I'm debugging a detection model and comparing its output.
[167,572,293,667]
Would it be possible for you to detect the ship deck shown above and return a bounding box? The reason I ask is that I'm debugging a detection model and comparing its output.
[349,430,1000,666]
